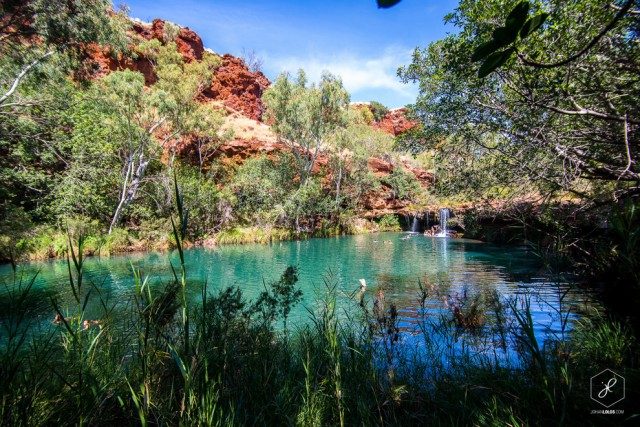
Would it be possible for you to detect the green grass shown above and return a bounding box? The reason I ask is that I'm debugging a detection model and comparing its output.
[214,226,295,245]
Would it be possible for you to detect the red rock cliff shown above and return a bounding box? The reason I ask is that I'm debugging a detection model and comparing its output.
[81,19,268,120]
[373,108,419,136]
[203,55,270,121]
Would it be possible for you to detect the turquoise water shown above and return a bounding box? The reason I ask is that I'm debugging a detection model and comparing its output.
[0,232,588,352]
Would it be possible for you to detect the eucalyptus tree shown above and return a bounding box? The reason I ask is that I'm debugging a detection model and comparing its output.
[0,0,128,109]
[327,107,392,209]
[398,0,639,203]
[61,41,222,233]
[263,70,350,186]
[0,0,128,242]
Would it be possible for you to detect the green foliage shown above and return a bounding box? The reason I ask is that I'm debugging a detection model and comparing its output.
[30,0,129,51]
[520,12,549,39]
[572,310,635,370]
[231,154,296,225]
[215,227,294,245]
[470,1,548,77]
[368,100,389,122]
[477,47,514,78]
[376,214,401,231]
[591,199,640,311]
[0,204,33,262]
[327,115,389,212]
[175,165,223,239]
[20,227,68,260]
[263,69,350,184]
[284,177,335,232]
[382,167,421,201]
[102,228,131,255]
[399,0,639,203]
[393,123,431,155]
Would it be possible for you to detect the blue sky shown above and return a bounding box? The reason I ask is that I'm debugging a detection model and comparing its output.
[121,0,458,108]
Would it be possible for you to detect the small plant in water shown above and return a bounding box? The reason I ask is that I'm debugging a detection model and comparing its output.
[446,288,486,331]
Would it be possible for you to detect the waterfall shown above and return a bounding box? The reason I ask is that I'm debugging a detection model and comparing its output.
[436,208,449,237]
[411,215,419,233]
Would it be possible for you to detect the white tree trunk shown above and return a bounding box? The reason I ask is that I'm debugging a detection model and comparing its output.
[108,150,150,234]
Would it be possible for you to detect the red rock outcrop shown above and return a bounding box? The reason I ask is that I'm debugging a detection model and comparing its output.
[141,19,204,63]
[367,157,433,187]
[203,55,270,121]
[362,157,434,217]
[81,19,268,119]
[373,108,419,136]
[79,42,157,84]
[216,138,284,161]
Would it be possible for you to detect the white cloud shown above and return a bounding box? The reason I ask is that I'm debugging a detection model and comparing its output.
[265,47,417,107]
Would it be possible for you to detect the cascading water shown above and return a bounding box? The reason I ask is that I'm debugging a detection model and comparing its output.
[436,208,449,237]
[411,215,419,233]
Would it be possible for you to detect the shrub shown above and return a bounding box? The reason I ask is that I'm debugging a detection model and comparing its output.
[369,100,389,122]
[0,204,33,261]
[376,214,401,231]
[382,167,421,201]
[176,165,224,239]
[136,218,172,251]
[24,227,67,259]
[102,228,131,255]
[215,227,294,245]
[231,154,296,225]
[283,178,334,232]
[572,310,635,369]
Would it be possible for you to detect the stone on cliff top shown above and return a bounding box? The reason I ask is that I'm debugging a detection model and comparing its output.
[204,54,270,121]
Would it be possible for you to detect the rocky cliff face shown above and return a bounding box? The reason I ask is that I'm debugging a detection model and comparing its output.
[362,157,433,217]
[82,19,268,120]
[373,108,418,136]
[138,19,204,63]
[202,55,270,121]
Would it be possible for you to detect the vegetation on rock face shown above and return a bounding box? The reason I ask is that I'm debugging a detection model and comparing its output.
[368,100,389,122]
[263,69,350,186]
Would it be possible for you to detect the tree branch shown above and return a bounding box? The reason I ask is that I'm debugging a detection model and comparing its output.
[518,0,634,69]
[534,100,639,124]
[0,50,55,106]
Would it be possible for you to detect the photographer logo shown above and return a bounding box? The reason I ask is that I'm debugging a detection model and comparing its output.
[590,369,625,408]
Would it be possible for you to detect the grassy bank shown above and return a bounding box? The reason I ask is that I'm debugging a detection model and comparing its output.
[4,214,404,262]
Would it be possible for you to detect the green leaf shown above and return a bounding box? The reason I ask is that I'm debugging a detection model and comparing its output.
[478,48,515,78]
[520,13,549,38]
[472,39,502,62]
[492,26,519,47]
[377,0,402,8]
[505,1,530,30]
